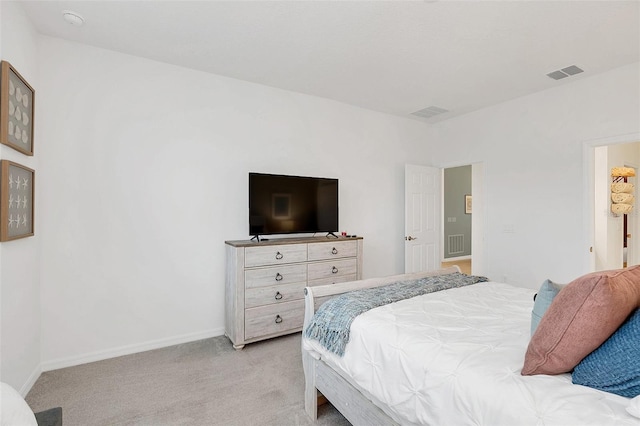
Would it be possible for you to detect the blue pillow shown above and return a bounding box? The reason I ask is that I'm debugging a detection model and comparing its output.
[531,279,564,336]
[572,309,640,398]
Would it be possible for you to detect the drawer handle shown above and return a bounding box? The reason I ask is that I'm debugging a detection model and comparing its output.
[275,273,283,282]
[332,266,338,274]
[275,315,283,324]
[275,291,283,300]
[275,251,283,260]
[331,247,338,255]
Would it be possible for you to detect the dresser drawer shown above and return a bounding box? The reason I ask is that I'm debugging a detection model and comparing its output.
[245,264,307,289]
[245,244,307,268]
[308,240,357,261]
[245,300,304,340]
[245,282,306,308]
[307,258,357,281]
[308,274,358,287]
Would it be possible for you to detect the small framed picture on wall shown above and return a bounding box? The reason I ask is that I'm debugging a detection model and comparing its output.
[465,194,472,214]
[1,61,35,156]
[0,160,34,241]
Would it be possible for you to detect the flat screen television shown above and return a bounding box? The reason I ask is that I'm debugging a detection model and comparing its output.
[249,173,338,238]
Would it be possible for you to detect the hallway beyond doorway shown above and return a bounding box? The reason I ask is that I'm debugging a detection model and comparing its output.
[441,259,471,275]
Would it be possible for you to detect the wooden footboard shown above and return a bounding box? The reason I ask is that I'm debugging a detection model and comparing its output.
[301,266,460,424]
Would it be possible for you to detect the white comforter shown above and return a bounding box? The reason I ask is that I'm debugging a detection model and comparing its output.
[303,282,637,425]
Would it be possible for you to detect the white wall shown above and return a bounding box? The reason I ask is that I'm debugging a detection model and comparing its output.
[471,162,485,276]
[0,2,41,395]
[4,6,639,393]
[430,62,640,288]
[37,37,431,369]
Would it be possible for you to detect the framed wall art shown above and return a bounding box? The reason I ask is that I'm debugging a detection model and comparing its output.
[1,160,34,241]
[1,61,35,156]
[465,194,472,214]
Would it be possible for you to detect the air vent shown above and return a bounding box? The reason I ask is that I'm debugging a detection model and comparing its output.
[411,106,449,119]
[561,65,583,76]
[547,65,584,80]
[547,70,568,80]
[448,234,464,255]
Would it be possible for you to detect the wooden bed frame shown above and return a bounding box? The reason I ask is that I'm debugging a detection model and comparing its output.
[301,266,461,425]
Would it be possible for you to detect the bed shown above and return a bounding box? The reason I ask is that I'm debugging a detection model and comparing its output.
[301,267,639,425]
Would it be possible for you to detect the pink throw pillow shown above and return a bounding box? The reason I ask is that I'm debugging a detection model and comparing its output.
[522,265,640,376]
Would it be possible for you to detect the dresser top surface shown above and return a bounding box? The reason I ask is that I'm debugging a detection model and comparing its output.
[225,235,362,247]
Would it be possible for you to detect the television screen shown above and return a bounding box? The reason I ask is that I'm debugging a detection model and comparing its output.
[249,173,338,236]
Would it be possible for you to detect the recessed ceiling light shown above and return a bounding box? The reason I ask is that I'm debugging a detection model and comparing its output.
[62,10,84,26]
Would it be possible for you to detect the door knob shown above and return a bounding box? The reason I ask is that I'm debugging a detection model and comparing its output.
[405,236,418,241]
[628,234,632,239]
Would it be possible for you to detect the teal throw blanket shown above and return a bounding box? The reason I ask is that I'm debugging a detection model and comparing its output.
[304,272,488,356]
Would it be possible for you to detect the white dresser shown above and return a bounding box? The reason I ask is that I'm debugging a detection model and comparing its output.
[225,236,363,349]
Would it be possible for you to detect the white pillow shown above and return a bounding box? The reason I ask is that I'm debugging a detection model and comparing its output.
[628,395,640,419]
[0,382,37,426]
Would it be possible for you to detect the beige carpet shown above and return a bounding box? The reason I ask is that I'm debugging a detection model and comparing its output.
[26,334,349,426]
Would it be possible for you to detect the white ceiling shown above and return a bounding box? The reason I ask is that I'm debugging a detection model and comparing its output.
[18,1,640,123]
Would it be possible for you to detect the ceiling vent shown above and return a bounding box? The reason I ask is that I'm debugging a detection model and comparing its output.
[547,65,584,80]
[411,106,449,119]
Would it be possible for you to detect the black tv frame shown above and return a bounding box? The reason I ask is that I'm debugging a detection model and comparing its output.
[249,172,339,241]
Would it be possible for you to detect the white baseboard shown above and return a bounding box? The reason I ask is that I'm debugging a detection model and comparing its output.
[20,364,42,397]
[41,327,225,372]
[442,255,471,262]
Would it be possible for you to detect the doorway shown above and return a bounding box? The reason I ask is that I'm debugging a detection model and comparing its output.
[441,165,472,274]
[405,162,485,276]
[591,141,640,271]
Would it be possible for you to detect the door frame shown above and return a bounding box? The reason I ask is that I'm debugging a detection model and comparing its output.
[583,132,640,272]
[624,161,639,267]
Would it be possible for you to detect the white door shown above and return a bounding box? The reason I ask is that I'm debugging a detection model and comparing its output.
[405,164,441,273]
